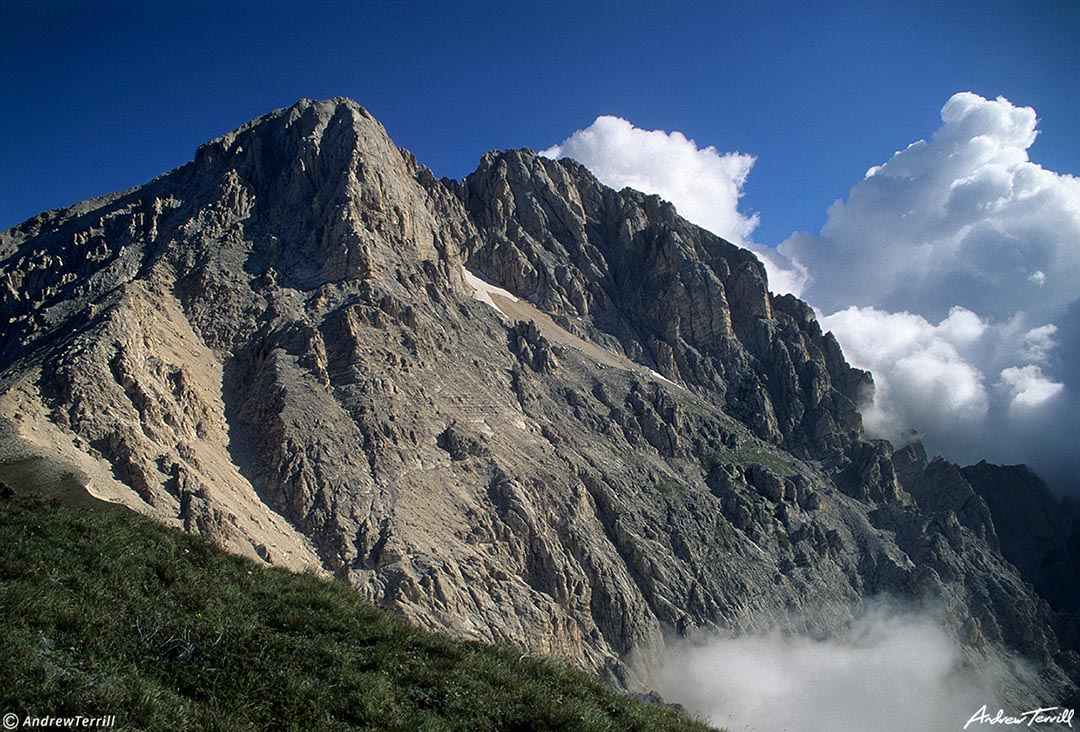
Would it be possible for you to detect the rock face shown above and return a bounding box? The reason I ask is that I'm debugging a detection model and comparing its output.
[1,98,1076,701]
[962,461,1080,680]
[962,462,1080,613]
[457,151,869,460]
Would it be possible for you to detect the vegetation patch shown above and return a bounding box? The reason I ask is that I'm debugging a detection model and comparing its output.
[0,494,716,732]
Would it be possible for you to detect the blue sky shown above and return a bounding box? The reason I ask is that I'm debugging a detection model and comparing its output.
[1,0,1077,244]
[2,0,1079,488]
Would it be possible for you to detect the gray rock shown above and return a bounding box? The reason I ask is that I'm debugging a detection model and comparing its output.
[1,97,1074,703]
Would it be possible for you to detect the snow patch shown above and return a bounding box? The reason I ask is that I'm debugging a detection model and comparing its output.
[649,369,676,386]
[464,267,518,315]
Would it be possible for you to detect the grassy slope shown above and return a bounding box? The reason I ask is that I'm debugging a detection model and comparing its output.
[0,494,716,732]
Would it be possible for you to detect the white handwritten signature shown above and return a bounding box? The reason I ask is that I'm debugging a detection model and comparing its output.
[965,704,1075,728]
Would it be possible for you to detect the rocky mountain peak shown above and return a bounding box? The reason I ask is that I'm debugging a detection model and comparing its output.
[1,98,1075,704]
[459,145,871,460]
[1,96,471,358]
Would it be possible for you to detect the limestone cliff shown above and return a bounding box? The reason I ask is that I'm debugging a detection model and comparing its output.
[1,98,1075,702]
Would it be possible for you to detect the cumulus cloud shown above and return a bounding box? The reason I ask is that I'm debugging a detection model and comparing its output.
[540,116,760,246]
[652,603,1016,732]
[780,93,1080,324]
[820,307,991,441]
[817,305,1077,473]
[997,365,1065,415]
[778,93,1080,490]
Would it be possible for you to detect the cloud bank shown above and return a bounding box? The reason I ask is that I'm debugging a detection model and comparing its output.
[653,604,1013,732]
[543,95,1079,491]
[782,93,1080,490]
[782,93,1080,323]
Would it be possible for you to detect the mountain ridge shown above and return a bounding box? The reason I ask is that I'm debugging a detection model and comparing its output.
[1,97,1076,705]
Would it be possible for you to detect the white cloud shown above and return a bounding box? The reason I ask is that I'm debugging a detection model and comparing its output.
[1019,324,1057,362]
[779,93,1080,324]
[820,306,991,441]
[746,243,810,296]
[540,115,760,246]
[653,603,1013,732]
[819,305,1074,482]
[778,93,1080,489]
[997,365,1065,414]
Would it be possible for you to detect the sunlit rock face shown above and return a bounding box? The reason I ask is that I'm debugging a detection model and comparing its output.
[1,98,1075,704]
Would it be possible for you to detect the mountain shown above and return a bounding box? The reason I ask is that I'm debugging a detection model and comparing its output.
[1,98,1075,705]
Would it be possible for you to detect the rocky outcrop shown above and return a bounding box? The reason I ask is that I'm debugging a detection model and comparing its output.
[456,150,871,461]
[962,461,1080,685]
[962,462,1080,612]
[885,443,1078,689]
[1,98,1075,704]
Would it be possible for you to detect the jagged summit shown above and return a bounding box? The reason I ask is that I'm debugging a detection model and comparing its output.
[1,96,467,356]
[459,146,871,457]
[1,99,1076,702]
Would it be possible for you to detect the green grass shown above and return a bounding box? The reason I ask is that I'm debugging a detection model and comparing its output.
[0,494,715,732]
[654,480,680,497]
[734,444,798,476]
[697,450,732,475]
[774,528,790,550]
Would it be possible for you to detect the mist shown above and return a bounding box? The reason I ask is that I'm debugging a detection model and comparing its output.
[650,603,1019,732]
